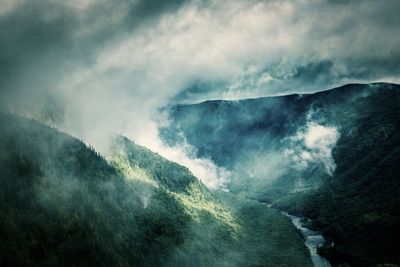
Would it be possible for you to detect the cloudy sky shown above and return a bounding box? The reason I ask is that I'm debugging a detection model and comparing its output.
[1,0,399,184]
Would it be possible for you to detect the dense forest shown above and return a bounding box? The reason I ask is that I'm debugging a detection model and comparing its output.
[162,83,400,266]
[277,85,400,266]
[0,113,312,267]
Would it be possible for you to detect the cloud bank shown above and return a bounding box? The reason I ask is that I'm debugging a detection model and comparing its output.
[0,0,399,187]
[286,122,340,175]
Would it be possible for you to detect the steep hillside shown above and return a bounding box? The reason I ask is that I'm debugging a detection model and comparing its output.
[105,135,313,267]
[0,113,312,267]
[278,86,400,266]
[161,83,400,266]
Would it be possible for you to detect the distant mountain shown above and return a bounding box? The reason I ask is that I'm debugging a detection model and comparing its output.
[0,113,312,267]
[161,83,400,266]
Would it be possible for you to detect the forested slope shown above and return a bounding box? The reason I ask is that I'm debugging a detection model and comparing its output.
[0,113,312,267]
[162,83,400,266]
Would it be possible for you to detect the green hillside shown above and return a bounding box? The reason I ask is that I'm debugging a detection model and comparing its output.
[278,85,400,266]
[162,83,400,266]
[0,113,312,267]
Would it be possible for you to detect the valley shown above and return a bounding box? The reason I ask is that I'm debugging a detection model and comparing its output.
[0,113,312,267]
[283,212,331,267]
[1,1,399,266]
[161,83,400,266]
[1,83,400,267]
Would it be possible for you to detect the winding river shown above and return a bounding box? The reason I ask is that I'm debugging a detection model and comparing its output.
[263,204,332,267]
[282,212,332,267]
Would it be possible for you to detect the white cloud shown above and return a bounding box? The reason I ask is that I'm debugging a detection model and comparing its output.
[128,118,230,189]
[286,122,339,175]
[2,0,398,189]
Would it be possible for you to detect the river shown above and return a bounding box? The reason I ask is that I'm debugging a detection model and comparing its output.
[282,212,332,267]
[263,203,332,267]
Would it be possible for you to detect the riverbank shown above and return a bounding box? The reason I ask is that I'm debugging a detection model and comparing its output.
[282,212,332,267]
[263,203,332,267]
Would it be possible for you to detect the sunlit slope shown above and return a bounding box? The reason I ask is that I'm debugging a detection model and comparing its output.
[0,113,312,267]
[162,83,400,266]
[0,113,187,266]
[106,135,313,267]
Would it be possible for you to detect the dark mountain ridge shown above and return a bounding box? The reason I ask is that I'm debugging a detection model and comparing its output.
[161,82,400,266]
[0,112,312,267]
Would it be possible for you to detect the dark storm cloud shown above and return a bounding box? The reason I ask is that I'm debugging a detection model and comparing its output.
[0,0,189,107]
[0,1,73,96]
[0,0,399,187]
[2,0,400,106]
[178,0,400,101]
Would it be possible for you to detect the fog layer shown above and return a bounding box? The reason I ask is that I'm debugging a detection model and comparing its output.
[1,0,399,187]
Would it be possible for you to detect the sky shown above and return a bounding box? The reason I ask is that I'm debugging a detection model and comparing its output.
[1,0,399,187]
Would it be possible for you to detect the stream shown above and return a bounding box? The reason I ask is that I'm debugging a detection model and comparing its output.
[263,204,332,267]
[282,212,332,267]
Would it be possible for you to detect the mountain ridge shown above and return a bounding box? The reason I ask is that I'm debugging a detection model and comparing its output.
[161,82,400,266]
[0,112,313,267]
[172,82,398,107]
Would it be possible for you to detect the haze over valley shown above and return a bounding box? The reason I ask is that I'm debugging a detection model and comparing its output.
[1,1,400,266]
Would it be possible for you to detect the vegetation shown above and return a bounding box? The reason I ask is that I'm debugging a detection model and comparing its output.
[163,83,400,266]
[278,85,400,266]
[0,113,312,267]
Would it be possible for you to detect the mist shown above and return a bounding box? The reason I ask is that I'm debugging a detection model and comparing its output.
[227,119,340,197]
[1,0,400,189]
[285,121,339,175]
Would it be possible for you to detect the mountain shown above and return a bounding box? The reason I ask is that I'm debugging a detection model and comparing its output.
[0,113,312,267]
[161,83,400,266]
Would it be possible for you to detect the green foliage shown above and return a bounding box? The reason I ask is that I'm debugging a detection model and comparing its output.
[0,113,190,267]
[163,83,400,266]
[107,135,197,191]
[275,85,400,266]
[0,113,312,267]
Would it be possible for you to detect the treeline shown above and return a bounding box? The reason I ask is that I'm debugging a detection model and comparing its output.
[276,85,400,266]
[0,113,312,267]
